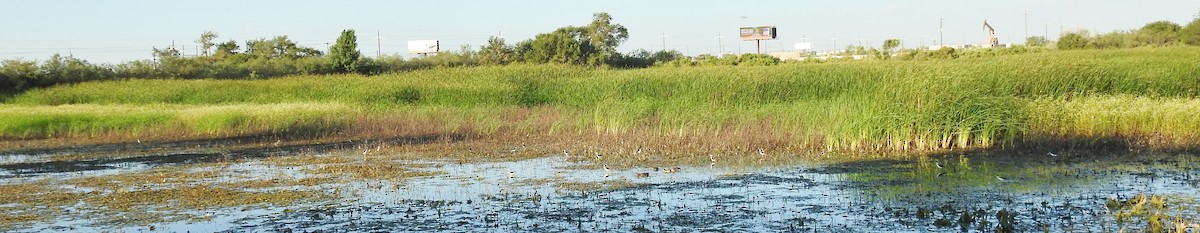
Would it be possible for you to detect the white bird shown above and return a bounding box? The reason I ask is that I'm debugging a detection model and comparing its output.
[273,140,281,147]
[709,154,717,163]
[636,147,643,155]
[595,152,603,159]
[603,164,611,172]
[1048,152,1058,157]
[996,176,1007,181]
[563,150,570,157]
[935,162,944,169]
[758,148,766,156]
[508,171,515,179]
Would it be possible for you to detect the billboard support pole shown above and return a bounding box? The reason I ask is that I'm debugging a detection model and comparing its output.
[756,39,761,54]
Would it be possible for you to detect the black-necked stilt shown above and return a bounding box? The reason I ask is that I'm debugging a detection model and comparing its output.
[935,162,944,169]
[595,152,603,159]
[603,164,610,172]
[1048,152,1058,157]
[709,154,717,163]
[563,150,570,157]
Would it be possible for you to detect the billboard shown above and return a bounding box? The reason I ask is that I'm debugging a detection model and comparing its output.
[794,42,813,51]
[407,40,439,54]
[794,38,812,51]
[739,26,777,41]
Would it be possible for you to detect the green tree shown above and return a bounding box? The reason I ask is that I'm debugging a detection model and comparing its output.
[196,30,218,56]
[1025,36,1051,47]
[215,40,240,59]
[525,28,587,64]
[329,29,362,73]
[1057,33,1089,50]
[1137,20,1182,45]
[584,12,629,66]
[478,36,515,65]
[516,12,629,66]
[1181,18,1200,46]
[882,39,901,51]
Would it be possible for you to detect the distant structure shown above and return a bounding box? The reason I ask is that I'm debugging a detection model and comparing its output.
[793,38,813,52]
[983,20,1000,48]
[739,26,777,54]
[407,40,439,57]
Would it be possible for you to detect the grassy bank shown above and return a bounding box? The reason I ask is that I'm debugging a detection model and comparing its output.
[3,47,1199,154]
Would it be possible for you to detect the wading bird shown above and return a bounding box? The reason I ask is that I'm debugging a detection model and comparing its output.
[1048,152,1058,157]
[936,162,944,169]
[563,150,570,157]
[996,176,1007,181]
[758,148,766,156]
[509,171,515,179]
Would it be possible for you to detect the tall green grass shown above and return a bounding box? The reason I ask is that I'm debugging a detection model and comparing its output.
[0,103,353,138]
[4,47,1199,151]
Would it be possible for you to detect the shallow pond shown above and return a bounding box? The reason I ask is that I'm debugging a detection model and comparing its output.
[2,148,1198,232]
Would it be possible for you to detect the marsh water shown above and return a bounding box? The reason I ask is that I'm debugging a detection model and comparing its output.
[2,144,1198,232]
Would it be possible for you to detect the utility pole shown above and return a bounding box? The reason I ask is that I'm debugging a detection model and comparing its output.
[832,37,837,53]
[713,33,722,55]
[661,32,667,51]
[1023,9,1029,42]
[1044,22,1049,39]
[939,18,945,47]
[376,30,382,58]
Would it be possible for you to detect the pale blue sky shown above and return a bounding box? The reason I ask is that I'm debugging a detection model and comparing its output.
[2,0,1198,64]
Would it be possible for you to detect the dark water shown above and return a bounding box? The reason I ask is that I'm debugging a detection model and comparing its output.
[4,149,1199,232]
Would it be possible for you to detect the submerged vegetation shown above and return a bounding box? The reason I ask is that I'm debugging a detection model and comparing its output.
[2,47,1198,155]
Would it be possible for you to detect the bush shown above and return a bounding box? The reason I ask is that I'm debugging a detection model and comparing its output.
[1182,18,1200,46]
[737,54,780,66]
[1058,33,1090,50]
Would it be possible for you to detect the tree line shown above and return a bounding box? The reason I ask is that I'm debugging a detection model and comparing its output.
[1056,19,1200,50]
[3,13,1200,92]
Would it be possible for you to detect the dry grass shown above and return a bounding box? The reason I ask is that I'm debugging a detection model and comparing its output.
[0,182,84,231]
[555,179,644,193]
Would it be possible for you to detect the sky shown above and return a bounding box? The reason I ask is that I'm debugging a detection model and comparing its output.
[2,0,1198,64]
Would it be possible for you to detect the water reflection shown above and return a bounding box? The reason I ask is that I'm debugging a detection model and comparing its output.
[5,150,1199,232]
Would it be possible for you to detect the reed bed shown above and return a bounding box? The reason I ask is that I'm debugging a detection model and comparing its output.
[3,47,1199,153]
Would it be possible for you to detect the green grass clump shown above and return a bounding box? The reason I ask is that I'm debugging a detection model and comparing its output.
[3,47,1200,151]
[0,103,353,138]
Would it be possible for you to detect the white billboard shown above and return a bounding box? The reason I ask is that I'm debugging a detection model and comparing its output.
[407,40,439,54]
[794,42,813,51]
